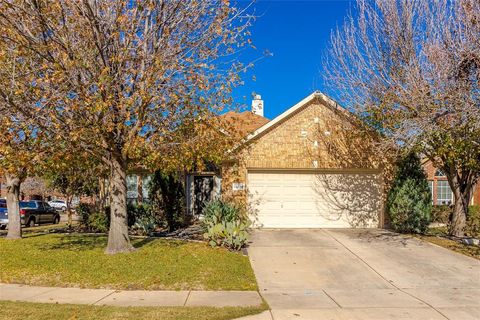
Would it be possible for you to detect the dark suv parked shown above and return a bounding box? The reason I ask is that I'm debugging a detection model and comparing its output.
[20,200,61,227]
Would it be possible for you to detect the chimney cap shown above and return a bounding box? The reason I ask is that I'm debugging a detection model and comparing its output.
[252,94,264,117]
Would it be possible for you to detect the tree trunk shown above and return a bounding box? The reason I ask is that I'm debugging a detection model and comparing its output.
[5,173,22,240]
[66,194,73,227]
[105,154,134,254]
[448,176,473,237]
[450,199,467,237]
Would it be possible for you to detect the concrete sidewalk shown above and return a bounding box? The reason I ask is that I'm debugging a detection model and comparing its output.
[0,283,263,307]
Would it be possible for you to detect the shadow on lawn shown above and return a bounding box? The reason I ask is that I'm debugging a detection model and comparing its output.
[33,234,188,252]
[35,234,107,251]
[0,224,70,237]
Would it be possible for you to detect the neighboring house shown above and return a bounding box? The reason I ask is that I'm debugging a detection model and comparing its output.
[0,176,58,201]
[189,92,388,228]
[0,176,92,205]
[422,160,480,206]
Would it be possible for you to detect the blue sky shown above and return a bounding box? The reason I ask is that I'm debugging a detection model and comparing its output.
[233,0,352,119]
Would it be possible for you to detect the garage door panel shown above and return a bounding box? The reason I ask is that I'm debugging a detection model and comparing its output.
[248,172,381,228]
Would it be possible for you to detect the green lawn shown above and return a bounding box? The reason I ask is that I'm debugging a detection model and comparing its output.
[0,233,257,290]
[0,301,267,320]
[415,227,480,260]
[0,222,70,236]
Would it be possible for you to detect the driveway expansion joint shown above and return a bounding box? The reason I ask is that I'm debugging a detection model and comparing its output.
[322,289,342,308]
[324,230,451,319]
[248,229,479,320]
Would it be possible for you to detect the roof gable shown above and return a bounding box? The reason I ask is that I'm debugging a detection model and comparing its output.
[245,91,352,143]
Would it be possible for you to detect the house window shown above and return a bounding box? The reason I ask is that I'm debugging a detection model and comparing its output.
[142,175,152,201]
[127,175,138,200]
[436,180,453,205]
[435,169,446,177]
[428,181,434,203]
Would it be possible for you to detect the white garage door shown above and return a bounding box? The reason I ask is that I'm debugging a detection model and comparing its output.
[248,171,382,228]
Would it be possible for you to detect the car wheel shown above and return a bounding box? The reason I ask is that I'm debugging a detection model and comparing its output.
[61,206,67,212]
[27,218,35,228]
[53,216,60,224]
[0,225,6,230]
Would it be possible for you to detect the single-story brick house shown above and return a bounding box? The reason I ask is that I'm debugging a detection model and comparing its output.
[185,92,389,228]
[127,92,387,227]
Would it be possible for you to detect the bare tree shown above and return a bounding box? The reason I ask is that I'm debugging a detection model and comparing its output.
[0,0,254,252]
[324,0,480,236]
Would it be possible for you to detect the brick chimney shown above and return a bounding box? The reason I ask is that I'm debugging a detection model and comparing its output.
[252,94,264,117]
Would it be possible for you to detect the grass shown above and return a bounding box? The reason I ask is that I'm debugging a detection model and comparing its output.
[414,227,480,260]
[0,222,70,236]
[0,233,257,290]
[0,301,268,320]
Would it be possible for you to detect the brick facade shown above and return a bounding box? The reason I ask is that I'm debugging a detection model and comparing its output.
[221,94,390,212]
[422,160,480,206]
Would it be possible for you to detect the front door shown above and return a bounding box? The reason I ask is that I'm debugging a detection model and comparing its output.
[194,176,214,215]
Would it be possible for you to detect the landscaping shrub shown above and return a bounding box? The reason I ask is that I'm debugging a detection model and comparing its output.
[387,152,432,234]
[149,171,186,231]
[466,205,480,238]
[77,203,109,233]
[131,215,157,236]
[87,211,109,233]
[203,200,247,223]
[127,203,157,235]
[127,203,155,226]
[76,203,93,225]
[431,205,452,224]
[202,200,250,250]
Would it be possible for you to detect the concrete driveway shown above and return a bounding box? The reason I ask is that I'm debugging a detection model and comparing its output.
[247,229,480,320]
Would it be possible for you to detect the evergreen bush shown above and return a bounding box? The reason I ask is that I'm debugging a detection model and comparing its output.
[466,205,480,238]
[149,171,186,231]
[387,152,432,233]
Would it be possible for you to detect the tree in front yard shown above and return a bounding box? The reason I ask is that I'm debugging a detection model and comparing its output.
[323,0,480,236]
[0,1,254,253]
[0,38,46,239]
[0,122,46,239]
[387,153,432,234]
